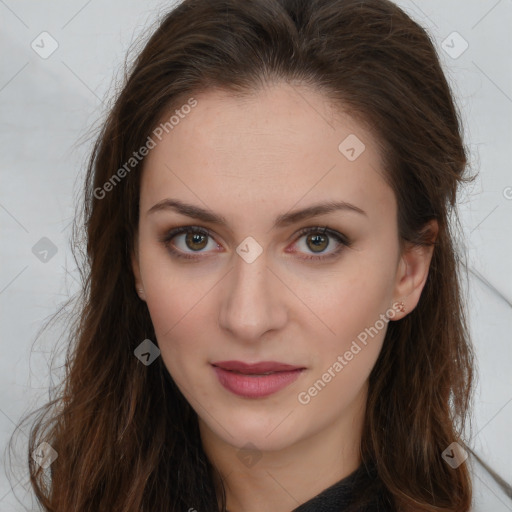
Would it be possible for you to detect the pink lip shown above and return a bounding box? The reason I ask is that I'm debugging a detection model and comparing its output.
[211,360,305,398]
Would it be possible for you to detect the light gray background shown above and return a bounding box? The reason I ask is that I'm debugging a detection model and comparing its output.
[1,1,511,510]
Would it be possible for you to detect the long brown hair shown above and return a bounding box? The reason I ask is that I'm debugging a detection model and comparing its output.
[9,0,475,510]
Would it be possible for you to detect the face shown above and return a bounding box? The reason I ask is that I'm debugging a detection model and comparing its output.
[132,82,429,453]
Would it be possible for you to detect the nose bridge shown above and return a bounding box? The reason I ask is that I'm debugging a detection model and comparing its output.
[218,247,287,341]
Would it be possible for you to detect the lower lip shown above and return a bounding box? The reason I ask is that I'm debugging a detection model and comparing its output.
[212,366,304,398]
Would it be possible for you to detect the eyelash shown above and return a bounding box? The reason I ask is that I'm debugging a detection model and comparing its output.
[159,225,351,262]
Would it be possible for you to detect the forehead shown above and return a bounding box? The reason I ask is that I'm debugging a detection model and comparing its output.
[140,83,396,229]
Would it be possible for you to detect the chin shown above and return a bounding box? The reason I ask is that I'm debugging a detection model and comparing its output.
[205,410,305,452]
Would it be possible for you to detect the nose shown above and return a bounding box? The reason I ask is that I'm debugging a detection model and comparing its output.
[218,251,288,343]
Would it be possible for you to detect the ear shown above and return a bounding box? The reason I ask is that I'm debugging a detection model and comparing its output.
[390,219,438,320]
[131,233,146,302]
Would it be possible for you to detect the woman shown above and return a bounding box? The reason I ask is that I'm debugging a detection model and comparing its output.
[19,0,475,510]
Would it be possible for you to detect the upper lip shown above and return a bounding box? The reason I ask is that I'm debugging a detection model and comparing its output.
[212,360,305,374]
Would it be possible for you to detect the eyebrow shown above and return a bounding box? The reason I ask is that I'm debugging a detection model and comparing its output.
[146,198,367,229]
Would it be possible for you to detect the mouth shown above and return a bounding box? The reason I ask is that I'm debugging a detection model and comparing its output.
[211,361,306,398]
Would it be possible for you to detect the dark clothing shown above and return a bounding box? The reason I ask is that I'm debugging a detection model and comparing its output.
[292,463,393,512]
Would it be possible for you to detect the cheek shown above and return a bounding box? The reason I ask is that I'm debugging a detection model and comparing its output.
[288,255,396,395]
[294,260,394,346]
[296,272,391,411]
[140,239,200,329]
[139,246,219,373]
[145,285,208,384]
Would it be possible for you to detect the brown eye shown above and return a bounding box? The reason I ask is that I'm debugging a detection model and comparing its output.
[305,232,329,253]
[161,226,219,259]
[291,226,351,261]
[161,225,350,262]
[185,231,208,251]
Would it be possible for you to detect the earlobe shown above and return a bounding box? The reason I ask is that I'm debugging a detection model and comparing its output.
[131,245,146,301]
[390,220,438,320]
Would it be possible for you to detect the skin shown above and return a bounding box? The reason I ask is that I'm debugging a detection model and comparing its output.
[132,81,437,512]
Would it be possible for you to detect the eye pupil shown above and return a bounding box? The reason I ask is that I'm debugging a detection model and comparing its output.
[186,232,208,251]
[307,233,329,252]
